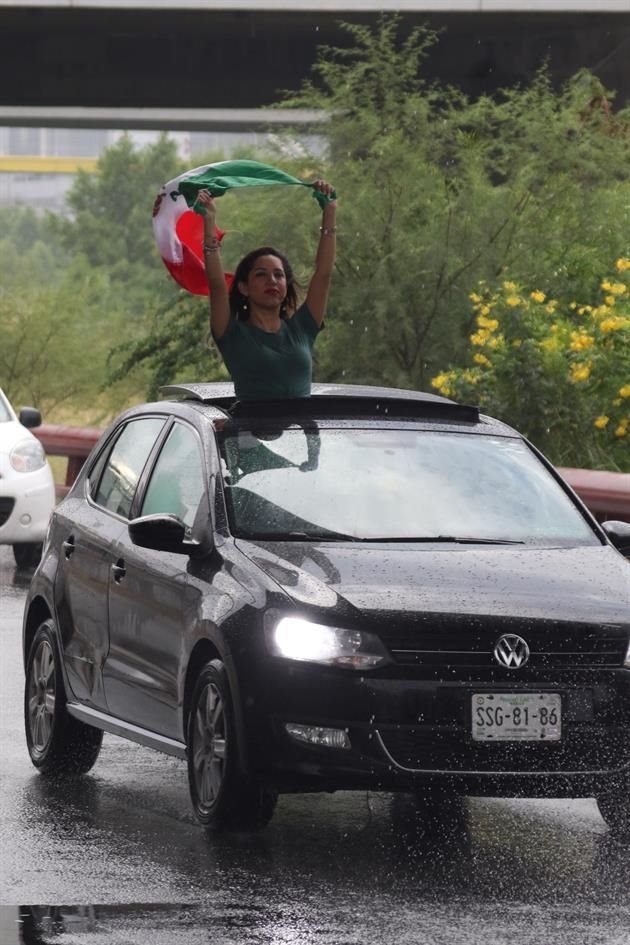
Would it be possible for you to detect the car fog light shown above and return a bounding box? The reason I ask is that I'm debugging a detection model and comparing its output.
[285,723,351,750]
[624,642,630,668]
[20,514,32,526]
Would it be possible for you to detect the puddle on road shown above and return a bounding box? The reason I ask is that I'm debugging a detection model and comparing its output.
[0,904,198,944]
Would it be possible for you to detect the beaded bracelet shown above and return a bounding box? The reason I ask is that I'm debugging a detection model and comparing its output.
[319,226,337,235]
[203,241,220,253]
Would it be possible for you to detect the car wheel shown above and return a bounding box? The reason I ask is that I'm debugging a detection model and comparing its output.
[24,621,103,776]
[597,782,630,837]
[13,542,42,570]
[186,660,277,831]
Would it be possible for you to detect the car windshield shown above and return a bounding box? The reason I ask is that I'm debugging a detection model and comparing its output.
[219,426,599,545]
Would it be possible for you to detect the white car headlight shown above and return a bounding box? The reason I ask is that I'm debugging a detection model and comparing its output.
[10,438,47,473]
[267,616,389,670]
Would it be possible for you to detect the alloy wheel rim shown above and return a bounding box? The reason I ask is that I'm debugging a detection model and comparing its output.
[28,639,55,753]
[192,681,227,808]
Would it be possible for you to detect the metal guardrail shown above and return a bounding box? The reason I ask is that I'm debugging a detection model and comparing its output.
[34,424,103,498]
[33,424,630,522]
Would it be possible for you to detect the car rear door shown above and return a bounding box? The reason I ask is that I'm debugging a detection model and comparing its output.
[103,419,209,740]
[54,416,167,709]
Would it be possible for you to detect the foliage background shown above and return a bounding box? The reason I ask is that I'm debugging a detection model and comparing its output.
[2,15,630,468]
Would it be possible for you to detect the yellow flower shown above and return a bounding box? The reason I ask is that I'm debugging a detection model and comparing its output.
[605,295,616,307]
[462,370,479,385]
[615,423,628,438]
[545,301,558,314]
[477,316,499,331]
[530,290,546,303]
[470,330,489,346]
[503,281,518,292]
[506,295,521,307]
[569,302,577,310]
[600,316,630,333]
[569,332,595,352]
[540,337,560,352]
[473,353,491,367]
[601,280,613,292]
[469,292,482,304]
[619,385,630,398]
[615,258,630,272]
[611,282,627,295]
[594,415,609,429]
[431,372,454,397]
[569,362,592,384]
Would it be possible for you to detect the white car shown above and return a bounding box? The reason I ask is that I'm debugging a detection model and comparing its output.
[0,388,56,568]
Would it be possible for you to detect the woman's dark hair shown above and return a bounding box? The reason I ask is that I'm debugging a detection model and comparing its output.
[229,246,298,320]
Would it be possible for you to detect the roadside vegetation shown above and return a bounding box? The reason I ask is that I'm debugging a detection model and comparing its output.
[2,14,630,468]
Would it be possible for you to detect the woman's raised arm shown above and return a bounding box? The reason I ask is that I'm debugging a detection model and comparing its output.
[305,179,337,328]
[197,190,231,340]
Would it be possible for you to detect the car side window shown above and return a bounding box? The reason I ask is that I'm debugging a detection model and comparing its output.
[93,418,166,519]
[141,422,206,532]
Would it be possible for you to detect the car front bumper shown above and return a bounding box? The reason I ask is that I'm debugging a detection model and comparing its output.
[243,662,630,797]
[0,466,56,544]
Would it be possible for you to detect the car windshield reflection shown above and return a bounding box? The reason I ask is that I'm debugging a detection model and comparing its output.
[220,427,598,545]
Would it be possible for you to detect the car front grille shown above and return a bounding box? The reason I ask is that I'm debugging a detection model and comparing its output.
[387,624,628,669]
[0,497,15,527]
[378,724,630,774]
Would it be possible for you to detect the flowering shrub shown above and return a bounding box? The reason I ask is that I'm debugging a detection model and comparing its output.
[431,259,630,469]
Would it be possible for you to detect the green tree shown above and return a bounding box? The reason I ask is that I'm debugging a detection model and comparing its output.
[282,17,630,393]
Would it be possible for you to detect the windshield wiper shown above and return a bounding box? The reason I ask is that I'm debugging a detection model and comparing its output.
[364,536,526,544]
[235,531,524,545]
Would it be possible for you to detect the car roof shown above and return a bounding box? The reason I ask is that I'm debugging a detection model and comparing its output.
[156,382,516,434]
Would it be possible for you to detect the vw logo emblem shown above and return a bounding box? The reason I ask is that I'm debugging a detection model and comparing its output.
[494,634,530,669]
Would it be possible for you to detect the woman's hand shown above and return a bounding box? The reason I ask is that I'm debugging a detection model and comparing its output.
[312,179,336,205]
[196,189,217,222]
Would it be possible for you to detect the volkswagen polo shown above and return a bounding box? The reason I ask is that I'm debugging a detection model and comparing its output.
[22,383,630,832]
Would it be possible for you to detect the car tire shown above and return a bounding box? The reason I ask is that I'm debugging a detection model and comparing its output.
[597,781,630,837]
[13,542,43,570]
[24,621,103,776]
[186,660,277,831]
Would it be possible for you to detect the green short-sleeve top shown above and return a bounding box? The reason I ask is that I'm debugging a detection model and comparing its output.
[214,302,321,401]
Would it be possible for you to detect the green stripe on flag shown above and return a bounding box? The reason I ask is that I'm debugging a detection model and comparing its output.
[177,159,336,210]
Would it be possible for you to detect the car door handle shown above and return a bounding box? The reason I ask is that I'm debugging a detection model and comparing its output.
[111,560,126,583]
[62,537,75,559]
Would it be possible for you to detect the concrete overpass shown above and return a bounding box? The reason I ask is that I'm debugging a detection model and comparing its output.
[1,1,630,131]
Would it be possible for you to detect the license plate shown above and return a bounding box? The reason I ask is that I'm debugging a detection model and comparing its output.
[471,692,561,741]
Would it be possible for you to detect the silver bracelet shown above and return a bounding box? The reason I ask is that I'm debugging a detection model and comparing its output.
[203,241,220,253]
[319,226,337,235]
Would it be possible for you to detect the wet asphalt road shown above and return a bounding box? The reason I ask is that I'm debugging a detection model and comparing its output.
[2,548,630,944]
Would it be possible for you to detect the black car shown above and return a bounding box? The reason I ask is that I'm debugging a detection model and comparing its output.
[22,382,630,832]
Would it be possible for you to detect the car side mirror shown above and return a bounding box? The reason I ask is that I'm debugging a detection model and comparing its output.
[19,407,42,429]
[128,513,205,557]
[601,520,630,556]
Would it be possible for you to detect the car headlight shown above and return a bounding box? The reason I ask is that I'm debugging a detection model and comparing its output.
[267,616,389,670]
[10,439,47,473]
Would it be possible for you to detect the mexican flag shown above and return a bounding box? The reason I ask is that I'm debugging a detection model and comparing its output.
[152,159,333,296]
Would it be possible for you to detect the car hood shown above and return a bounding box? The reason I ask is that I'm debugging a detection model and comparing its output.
[235,539,630,625]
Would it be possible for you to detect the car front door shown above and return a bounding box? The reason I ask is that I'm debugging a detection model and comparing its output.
[103,420,208,740]
[54,416,167,709]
